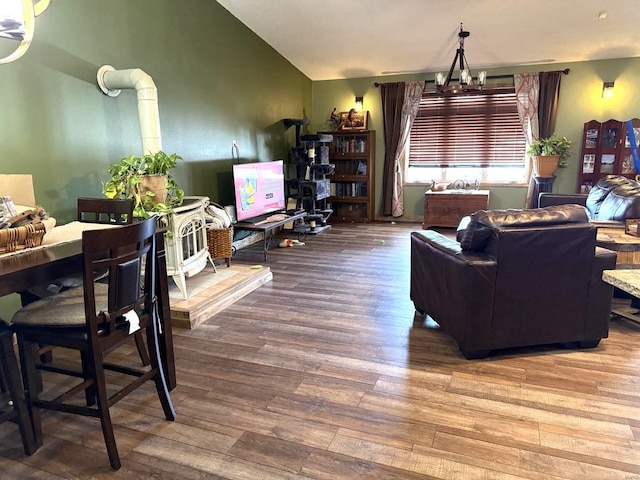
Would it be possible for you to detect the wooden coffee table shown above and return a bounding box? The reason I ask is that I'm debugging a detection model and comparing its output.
[596,227,640,268]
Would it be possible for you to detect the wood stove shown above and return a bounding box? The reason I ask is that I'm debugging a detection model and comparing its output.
[156,196,215,299]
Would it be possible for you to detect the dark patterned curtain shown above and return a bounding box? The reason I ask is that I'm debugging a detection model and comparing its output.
[515,71,563,208]
[380,83,405,217]
[514,73,540,209]
[538,71,562,138]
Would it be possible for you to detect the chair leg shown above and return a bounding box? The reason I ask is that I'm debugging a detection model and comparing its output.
[16,336,43,450]
[80,351,96,407]
[147,314,176,422]
[90,347,121,470]
[134,330,150,366]
[0,330,37,456]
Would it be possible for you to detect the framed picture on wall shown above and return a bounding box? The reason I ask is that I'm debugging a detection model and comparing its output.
[339,109,368,130]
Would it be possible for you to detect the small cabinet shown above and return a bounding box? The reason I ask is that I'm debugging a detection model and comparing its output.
[321,130,375,223]
[577,118,640,193]
[423,190,490,229]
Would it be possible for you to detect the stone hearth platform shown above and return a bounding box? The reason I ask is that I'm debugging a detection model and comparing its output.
[167,263,272,329]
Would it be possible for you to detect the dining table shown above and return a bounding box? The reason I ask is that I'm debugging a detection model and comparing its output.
[0,231,177,390]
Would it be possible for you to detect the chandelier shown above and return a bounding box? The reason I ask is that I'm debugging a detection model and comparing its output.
[0,0,50,64]
[434,24,486,93]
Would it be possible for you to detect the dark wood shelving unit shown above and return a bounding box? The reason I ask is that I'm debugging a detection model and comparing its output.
[320,130,375,223]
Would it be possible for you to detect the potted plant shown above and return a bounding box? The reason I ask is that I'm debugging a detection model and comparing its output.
[102,151,184,218]
[527,135,572,176]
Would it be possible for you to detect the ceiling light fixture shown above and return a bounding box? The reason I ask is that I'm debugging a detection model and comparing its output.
[0,0,50,64]
[434,23,486,93]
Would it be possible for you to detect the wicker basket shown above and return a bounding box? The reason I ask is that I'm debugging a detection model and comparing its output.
[0,222,46,254]
[207,226,233,267]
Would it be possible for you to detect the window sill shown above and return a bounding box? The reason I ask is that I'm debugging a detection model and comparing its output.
[404,181,528,188]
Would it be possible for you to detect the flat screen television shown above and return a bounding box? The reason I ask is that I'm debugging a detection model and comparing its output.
[232,160,287,222]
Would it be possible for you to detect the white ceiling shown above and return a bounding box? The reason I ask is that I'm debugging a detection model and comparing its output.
[217,0,640,81]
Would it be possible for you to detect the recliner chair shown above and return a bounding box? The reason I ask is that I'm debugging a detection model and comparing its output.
[410,204,617,359]
[539,175,640,223]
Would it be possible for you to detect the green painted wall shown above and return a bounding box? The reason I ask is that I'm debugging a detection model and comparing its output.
[312,57,640,220]
[1,0,311,223]
[0,0,311,318]
[2,1,640,317]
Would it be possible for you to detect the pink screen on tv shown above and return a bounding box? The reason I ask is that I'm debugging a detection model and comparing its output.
[232,160,286,222]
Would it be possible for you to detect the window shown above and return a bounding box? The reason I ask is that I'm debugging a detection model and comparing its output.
[406,89,526,185]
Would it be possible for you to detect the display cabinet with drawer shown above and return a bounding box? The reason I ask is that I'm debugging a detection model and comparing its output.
[423,190,490,229]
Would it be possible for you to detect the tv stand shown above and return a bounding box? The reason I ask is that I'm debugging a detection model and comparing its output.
[234,210,306,261]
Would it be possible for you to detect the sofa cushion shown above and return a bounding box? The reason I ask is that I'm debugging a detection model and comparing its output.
[458,215,493,251]
[459,204,589,252]
[587,175,637,218]
[476,204,589,229]
[597,183,640,221]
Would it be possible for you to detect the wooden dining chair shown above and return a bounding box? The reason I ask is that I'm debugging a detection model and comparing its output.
[77,197,135,225]
[76,197,150,366]
[0,321,37,456]
[12,217,176,470]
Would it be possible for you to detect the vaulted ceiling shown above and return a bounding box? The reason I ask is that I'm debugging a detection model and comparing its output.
[217,0,640,81]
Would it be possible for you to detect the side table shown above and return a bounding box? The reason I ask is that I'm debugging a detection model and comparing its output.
[596,227,640,268]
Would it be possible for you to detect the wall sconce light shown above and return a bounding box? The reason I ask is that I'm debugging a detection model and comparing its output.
[602,81,615,99]
[0,0,50,65]
[355,96,364,111]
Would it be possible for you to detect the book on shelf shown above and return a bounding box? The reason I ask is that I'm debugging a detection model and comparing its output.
[582,154,595,174]
[579,181,593,194]
[585,128,598,149]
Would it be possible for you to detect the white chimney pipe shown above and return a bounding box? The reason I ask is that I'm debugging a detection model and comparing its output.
[97,65,162,154]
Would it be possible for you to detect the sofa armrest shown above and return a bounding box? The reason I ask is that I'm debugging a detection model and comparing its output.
[585,247,617,341]
[538,193,588,208]
[410,231,497,357]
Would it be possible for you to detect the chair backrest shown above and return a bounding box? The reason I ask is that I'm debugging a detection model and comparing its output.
[81,217,156,338]
[77,198,134,225]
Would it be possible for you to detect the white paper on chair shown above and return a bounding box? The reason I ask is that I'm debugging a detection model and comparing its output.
[124,310,141,334]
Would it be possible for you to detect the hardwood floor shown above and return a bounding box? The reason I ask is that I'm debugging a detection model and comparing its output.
[2,222,640,479]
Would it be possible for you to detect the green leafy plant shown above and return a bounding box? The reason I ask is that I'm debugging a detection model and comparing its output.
[527,135,572,167]
[102,151,184,218]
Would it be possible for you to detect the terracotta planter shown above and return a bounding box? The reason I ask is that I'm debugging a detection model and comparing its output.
[532,155,559,177]
[138,174,167,205]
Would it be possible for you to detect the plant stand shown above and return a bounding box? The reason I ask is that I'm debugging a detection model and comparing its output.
[533,175,556,208]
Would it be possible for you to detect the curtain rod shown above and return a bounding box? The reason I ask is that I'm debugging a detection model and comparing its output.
[373,68,570,87]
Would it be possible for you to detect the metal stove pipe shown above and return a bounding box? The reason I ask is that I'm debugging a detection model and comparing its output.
[96,65,162,154]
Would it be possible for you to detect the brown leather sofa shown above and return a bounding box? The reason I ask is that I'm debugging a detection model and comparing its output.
[539,175,640,223]
[410,204,617,359]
